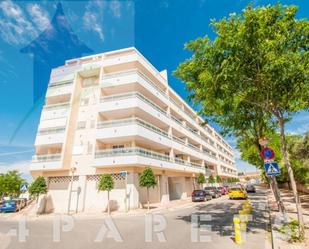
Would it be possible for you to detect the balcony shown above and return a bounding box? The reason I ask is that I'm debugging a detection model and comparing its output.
[30,153,62,171]
[96,118,171,147]
[98,92,170,125]
[46,81,73,98]
[94,146,204,173]
[35,127,66,146]
[101,70,169,106]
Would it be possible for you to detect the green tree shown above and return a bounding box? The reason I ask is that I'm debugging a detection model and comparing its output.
[216,176,222,183]
[98,174,114,214]
[0,171,24,197]
[208,175,216,184]
[28,176,47,201]
[139,167,157,211]
[175,4,308,233]
[196,173,206,189]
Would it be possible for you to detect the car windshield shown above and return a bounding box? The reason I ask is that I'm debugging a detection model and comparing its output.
[230,187,242,191]
[204,187,213,190]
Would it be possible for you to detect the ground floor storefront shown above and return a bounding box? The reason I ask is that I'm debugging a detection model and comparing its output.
[42,167,197,213]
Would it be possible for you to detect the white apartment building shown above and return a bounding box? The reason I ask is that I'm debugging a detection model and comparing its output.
[30,47,237,213]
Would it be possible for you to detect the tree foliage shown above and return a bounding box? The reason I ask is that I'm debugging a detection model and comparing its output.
[197,173,206,186]
[0,171,25,197]
[28,176,47,198]
[175,4,308,231]
[216,176,222,183]
[98,174,114,192]
[139,167,157,189]
[208,175,216,184]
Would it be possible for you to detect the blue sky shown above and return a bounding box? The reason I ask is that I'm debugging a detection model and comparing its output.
[0,0,308,180]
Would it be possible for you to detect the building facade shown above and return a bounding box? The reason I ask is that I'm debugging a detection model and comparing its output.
[30,48,237,213]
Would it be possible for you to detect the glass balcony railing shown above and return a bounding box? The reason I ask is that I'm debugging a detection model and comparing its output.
[49,80,73,88]
[97,118,169,138]
[101,92,168,116]
[102,70,167,99]
[37,127,66,135]
[100,92,226,153]
[43,102,70,110]
[32,153,61,162]
[95,146,203,169]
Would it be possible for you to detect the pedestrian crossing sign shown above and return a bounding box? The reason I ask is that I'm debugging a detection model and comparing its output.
[264,161,281,177]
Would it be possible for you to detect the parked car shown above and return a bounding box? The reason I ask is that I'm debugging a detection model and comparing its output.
[0,200,18,213]
[228,187,247,200]
[191,190,212,202]
[0,198,27,213]
[246,184,256,193]
[204,187,221,198]
[218,186,228,195]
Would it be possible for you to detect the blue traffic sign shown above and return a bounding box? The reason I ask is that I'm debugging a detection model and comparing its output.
[264,161,281,177]
[20,183,28,192]
[261,147,275,160]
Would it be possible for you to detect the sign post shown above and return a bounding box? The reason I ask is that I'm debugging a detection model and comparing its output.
[258,138,285,214]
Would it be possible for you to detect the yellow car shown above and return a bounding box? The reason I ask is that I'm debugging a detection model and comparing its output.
[228,187,247,200]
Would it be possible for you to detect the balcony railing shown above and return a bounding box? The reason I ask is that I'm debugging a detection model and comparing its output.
[100,92,168,116]
[97,118,169,138]
[102,69,167,99]
[49,80,73,88]
[100,92,229,155]
[95,146,203,169]
[32,153,61,162]
[43,102,70,110]
[37,127,66,135]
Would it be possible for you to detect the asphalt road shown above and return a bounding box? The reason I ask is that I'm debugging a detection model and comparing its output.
[0,187,270,249]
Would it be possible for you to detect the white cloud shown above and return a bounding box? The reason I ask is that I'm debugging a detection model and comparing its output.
[83,11,104,41]
[27,3,50,31]
[0,0,38,45]
[83,1,105,41]
[0,160,31,181]
[110,1,121,18]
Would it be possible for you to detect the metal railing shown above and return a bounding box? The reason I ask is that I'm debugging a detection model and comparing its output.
[102,70,168,99]
[101,92,168,116]
[43,102,70,110]
[95,146,203,169]
[37,127,66,135]
[49,80,73,88]
[32,153,61,162]
[97,118,169,138]
[100,92,229,154]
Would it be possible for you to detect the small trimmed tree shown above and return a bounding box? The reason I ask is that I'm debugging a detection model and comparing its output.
[98,174,114,214]
[197,173,206,189]
[28,176,47,201]
[139,167,157,211]
[208,175,216,185]
[216,176,222,184]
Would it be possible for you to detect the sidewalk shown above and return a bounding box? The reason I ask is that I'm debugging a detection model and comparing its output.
[1,197,195,221]
[268,188,309,249]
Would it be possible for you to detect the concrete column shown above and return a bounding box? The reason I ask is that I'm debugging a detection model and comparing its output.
[169,148,174,158]
[160,175,170,204]
[126,172,139,209]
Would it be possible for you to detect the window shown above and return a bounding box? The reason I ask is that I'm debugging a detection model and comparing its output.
[112,145,124,149]
[80,98,89,106]
[77,121,86,129]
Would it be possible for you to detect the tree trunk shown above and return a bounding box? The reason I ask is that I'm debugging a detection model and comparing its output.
[270,177,286,214]
[107,191,110,215]
[147,188,150,212]
[278,117,304,235]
